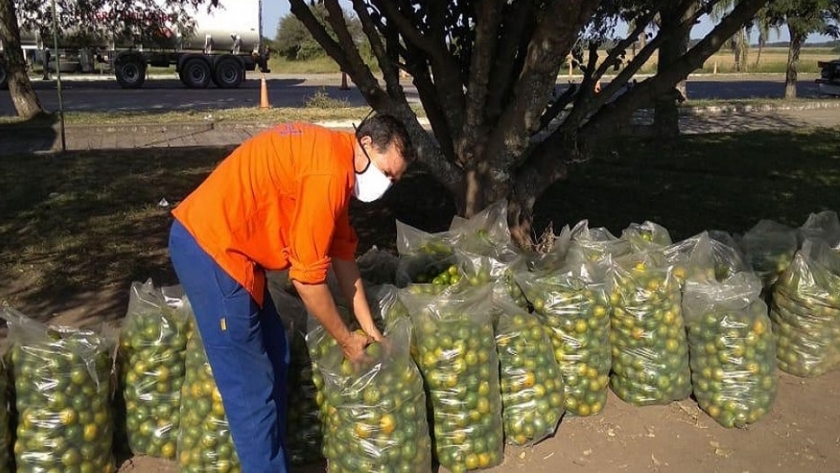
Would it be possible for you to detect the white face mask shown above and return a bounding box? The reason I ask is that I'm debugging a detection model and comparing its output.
[353,146,393,202]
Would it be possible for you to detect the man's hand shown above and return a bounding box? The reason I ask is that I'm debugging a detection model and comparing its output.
[361,323,384,342]
[340,330,372,362]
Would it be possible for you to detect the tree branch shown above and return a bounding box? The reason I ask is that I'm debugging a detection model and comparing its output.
[460,0,504,153]
[486,0,536,122]
[350,0,405,101]
[489,0,601,170]
[592,9,657,80]
[538,84,578,131]
[581,0,768,137]
[289,0,351,71]
[560,0,704,131]
[370,0,466,142]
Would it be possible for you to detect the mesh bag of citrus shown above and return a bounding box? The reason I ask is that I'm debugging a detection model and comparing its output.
[564,220,632,270]
[494,296,565,446]
[606,251,692,406]
[0,342,12,472]
[516,268,611,417]
[798,210,840,248]
[117,280,189,460]
[456,248,529,308]
[265,283,323,467]
[769,238,840,377]
[683,272,778,428]
[177,316,241,473]
[1,307,116,473]
[365,284,410,334]
[307,317,432,473]
[401,285,504,472]
[620,221,673,252]
[664,232,750,286]
[740,219,799,290]
[395,220,462,288]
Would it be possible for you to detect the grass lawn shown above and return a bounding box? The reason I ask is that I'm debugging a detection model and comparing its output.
[1,128,839,323]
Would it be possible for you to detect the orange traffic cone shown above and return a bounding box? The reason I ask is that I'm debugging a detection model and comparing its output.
[260,74,270,109]
[340,72,349,91]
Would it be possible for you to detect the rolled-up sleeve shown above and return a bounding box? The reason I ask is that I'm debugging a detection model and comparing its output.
[286,173,351,284]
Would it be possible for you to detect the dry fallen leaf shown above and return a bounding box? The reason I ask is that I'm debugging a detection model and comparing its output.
[710,441,721,449]
[651,454,661,467]
[583,449,592,456]
[519,452,526,460]
[715,448,734,458]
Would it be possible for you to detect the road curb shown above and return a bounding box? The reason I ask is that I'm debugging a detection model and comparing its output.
[678,100,840,115]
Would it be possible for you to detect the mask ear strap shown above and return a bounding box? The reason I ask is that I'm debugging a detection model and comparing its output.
[352,122,372,174]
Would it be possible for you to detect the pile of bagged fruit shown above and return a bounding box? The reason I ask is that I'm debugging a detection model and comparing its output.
[0,203,838,472]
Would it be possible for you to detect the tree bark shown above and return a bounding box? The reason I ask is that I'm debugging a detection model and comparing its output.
[785,24,803,100]
[654,5,693,137]
[0,0,46,119]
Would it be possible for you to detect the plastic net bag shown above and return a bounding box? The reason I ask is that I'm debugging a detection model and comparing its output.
[117,280,189,460]
[798,210,840,247]
[455,248,529,308]
[769,238,840,377]
[395,221,462,288]
[663,231,750,285]
[607,251,692,406]
[620,221,673,251]
[1,307,116,473]
[365,284,409,334]
[494,297,565,446]
[740,219,799,289]
[448,200,512,252]
[516,267,611,417]
[266,282,323,467]
[177,315,241,473]
[565,220,632,271]
[307,317,432,473]
[401,285,504,472]
[683,272,778,428]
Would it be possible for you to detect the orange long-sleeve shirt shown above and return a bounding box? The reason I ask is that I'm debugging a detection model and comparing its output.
[172,122,358,306]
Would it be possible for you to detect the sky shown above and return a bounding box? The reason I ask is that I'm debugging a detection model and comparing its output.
[262,2,837,45]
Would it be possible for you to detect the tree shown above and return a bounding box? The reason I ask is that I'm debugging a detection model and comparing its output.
[1,0,217,118]
[765,0,840,98]
[291,0,770,246]
[1,0,43,118]
[276,3,366,60]
[654,3,699,137]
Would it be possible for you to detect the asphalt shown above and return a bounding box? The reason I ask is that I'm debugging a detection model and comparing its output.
[1,101,838,157]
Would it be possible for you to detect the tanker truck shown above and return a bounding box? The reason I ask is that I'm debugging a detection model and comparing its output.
[0,0,269,90]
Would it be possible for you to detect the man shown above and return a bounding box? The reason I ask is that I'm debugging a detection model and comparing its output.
[168,114,414,472]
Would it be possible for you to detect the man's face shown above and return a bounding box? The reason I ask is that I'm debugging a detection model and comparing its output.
[359,136,408,183]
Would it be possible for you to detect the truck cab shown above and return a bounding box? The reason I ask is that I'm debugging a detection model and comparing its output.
[816,60,840,96]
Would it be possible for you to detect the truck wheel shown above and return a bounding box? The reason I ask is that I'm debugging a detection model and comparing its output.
[212,56,244,89]
[182,58,211,89]
[115,59,146,89]
[0,60,8,90]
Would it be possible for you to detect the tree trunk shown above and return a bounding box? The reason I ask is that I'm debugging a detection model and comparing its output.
[785,25,803,100]
[0,0,46,118]
[654,6,692,137]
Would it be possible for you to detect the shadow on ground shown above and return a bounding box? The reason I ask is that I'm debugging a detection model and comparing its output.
[0,112,59,154]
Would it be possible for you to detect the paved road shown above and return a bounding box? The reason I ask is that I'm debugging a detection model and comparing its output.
[0,72,834,116]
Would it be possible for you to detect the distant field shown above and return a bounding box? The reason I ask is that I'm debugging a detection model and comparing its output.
[624,47,836,75]
[265,46,836,76]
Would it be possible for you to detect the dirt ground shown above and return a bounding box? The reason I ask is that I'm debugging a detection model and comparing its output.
[116,369,840,473]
